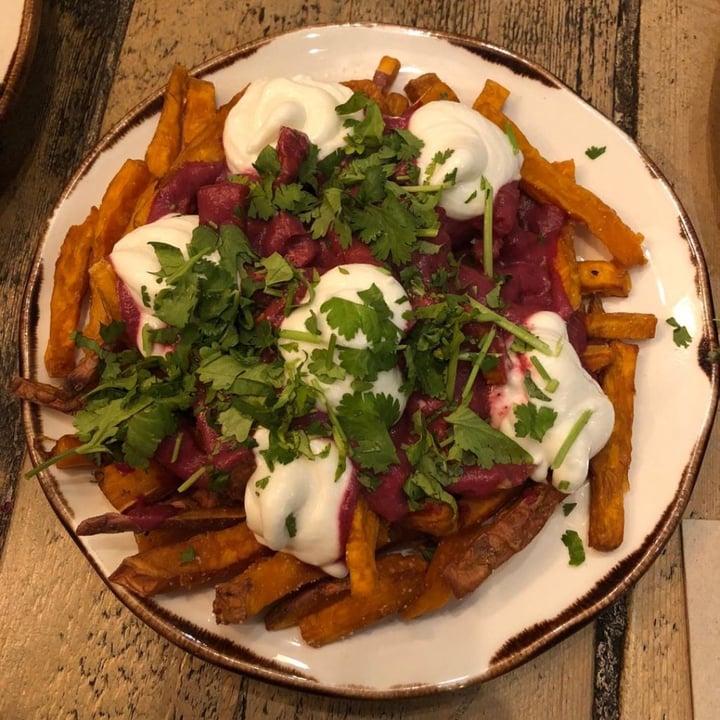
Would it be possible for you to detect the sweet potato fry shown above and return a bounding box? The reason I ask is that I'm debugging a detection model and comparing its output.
[404,73,459,105]
[579,260,631,297]
[97,461,176,512]
[554,222,582,310]
[472,97,646,267]
[403,484,561,619]
[399,501,457,537]
[44,207,98,377]
[372,55,401,93]
[442,484,563,599]
[77,506,245,536]
[87,258,122,325]
[474,78,510,111]
[110,522,267,596]
[51,434,95,469]
[163,89,245,173]
[298,553,427,647]
[214,552,325,624]
[264,576,351,631]
[584,311,657,340]
[146,64,188,178]
[345,495,381,596]
[589,341,639,551]
[582,343,614,374]
[182,76,217,146]
[385,92,410,116]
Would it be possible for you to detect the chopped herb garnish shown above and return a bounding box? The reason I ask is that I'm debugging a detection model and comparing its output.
[666,316,692,348]
[561,530,586,566]
[552,410,593,469]
[285,512,298,538]
[585,145,606,160]
[480,176,494,278]
[513,402,557,442]
[562,502,577,516]
[179,547,197,564]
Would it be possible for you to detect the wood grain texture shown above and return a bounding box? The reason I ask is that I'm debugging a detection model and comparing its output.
[0,0,716,718]
[0,0,136,557]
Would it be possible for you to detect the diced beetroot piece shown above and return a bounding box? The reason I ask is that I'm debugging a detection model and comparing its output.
[363,449,412,522]
[493,181,520,237]
[276,126,311,185]
[260,211,308,257]
[154,428,208,484]
[500,261,552,305]
[197,181,249,229]
[456,264,495,302]
[523,202,567,243]
[147,160,226,223]
[195,410,256,473]
[285,236,319,268]
[498,227,547,263]
[448,463,532,497]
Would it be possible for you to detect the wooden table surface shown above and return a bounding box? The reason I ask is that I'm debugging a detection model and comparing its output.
[1,1,718,718]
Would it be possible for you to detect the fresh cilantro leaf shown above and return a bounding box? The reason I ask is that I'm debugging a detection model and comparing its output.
[179,547,197,564]
[446,405,533,467]
[253,145,281,177]
[561,530,586,566]
[585,145,606,160]
[513,402,557,442]
[524,371,551,402]
[562,502,577,516]
[285,512,297,538]
[217,406,253,443]
[262,253,295,288]
[666,316,692,348]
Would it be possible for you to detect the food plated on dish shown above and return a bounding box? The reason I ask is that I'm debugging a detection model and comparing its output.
[16,26,717,695]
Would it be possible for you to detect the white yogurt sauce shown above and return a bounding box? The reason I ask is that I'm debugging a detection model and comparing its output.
[489,311,615,493]
[109,214,199,352]
[409,100,523,221]
[279,263,409,413]
[244,428,353,577]
[223,76,360,173]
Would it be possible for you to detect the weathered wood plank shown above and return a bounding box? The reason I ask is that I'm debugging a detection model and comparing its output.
[0,0,136,556]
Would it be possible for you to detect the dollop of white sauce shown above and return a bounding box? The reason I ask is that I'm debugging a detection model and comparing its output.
[280,263,409,413]
[409,100,523,221]
[489,311,615,493]
[244,428,353,577]
[109,214,199,352]
[223,76,359,173]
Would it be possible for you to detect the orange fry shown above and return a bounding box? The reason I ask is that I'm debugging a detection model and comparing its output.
[372,55,401,92]
[182,76,217,146]
[404,73,459,105]
[345,495,381,596]
[584,311,657,340]
[44,207,98,377]
[214,552,325,624]
[110,522,267,596]
[589,341,639,550]
[299,554,427,647]
[474,78,510,111]
[579,260,632,297]
[554,222,582,310]
[97,461,175,512]
[145,64,188,178]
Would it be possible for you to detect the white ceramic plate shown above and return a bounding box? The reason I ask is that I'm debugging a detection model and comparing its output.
[20,24,718,697]
[0,0,40,121]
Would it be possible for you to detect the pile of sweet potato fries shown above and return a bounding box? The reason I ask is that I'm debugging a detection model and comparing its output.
[14,57,657,647]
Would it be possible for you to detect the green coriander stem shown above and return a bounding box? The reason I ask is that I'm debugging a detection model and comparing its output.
[177,465,210,493]
[552,409,594,469]
[279,329,326,345]
[467,298,553,355]
[481,177,494,278]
